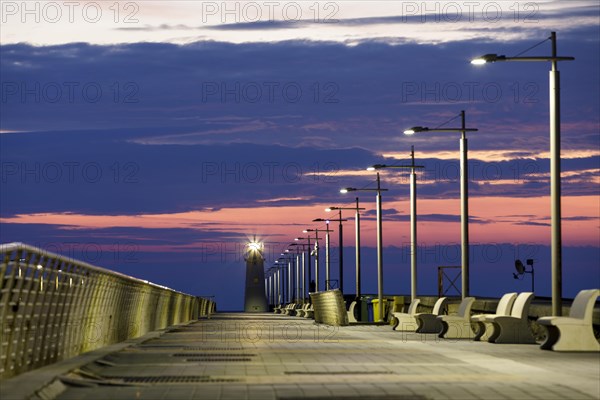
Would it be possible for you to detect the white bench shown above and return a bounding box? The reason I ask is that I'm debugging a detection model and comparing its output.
[538,288,600,352]
[282,303,298,315]
[295,303,311,317]
[273,304,283,314]
[438,297,476,339]
[348,301,358,323]
[472,292,517,341]
[415,297,448,334]
[392,299,420,331]
[485,292,536,344]
[303,304,314,319]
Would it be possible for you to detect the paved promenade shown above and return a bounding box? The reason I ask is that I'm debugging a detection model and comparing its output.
[3,313,599,399]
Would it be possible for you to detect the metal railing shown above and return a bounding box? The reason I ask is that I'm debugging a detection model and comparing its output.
[0,242,216,380]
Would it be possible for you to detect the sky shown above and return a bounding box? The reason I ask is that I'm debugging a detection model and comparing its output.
[1,1,599,310]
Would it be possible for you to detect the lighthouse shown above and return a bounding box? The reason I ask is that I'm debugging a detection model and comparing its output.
[244,240,268,312]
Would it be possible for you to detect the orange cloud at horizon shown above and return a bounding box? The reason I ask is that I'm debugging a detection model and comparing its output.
[1,195,597,247]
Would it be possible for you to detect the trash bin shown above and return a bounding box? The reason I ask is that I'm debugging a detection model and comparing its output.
[392,296,405,312]
[359,298,369,322]
[372,298,388,322]
[365,298,374,322]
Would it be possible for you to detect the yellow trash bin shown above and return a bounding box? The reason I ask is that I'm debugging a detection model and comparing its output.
[392,296,405,312]
[372,299,388,322]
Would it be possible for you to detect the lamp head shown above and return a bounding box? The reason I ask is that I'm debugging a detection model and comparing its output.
[302,229,308,233]
[403,126,427,135]
[471,53,502,65]
[340,188,355,193]
[368,164,385,171]
[325,207,337,212]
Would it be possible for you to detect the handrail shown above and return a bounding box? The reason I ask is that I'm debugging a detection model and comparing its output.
[0,242,216,379]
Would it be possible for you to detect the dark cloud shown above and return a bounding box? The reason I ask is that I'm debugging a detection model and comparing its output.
[2,37,598,156]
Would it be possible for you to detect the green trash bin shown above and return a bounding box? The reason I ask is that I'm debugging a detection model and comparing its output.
[372,298,388,322]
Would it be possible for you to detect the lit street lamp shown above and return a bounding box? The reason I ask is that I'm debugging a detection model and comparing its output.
[277,251,294,303]
[303,228,324,291]
[295,236,320,297]
[311,221,336,290]
[368,146,424,301]
[341,173,388,321]
[326,200,365,299]
[404,111,477,300]
[471,32,574,316]
[313,219,348,293]
[289,242,308,301]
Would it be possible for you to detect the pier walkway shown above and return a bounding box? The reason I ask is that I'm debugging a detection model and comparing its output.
[3,312,599,399]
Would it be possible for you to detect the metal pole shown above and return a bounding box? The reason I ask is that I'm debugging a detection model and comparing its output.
[276,269,280,305]
[376,172,384,322]
[460,110,470,299]
[288,259,292,303]
[271,270,279,304]
[338,210,344,293]
[314,231,319,292]
[279,265,284,304]
[301,251,306,302]
[410,147,418,302]
[355,197,361,299]
[325,226,331,290]
[296,253,300,301]
[550,31,562,316]
[306,236,311,298]
[265,275,273,304]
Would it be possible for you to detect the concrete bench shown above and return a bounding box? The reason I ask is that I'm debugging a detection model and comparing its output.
[538,288,600,352]
[295,303,311,317]
[392,299,421,331]
[282,303,298,316]
[348,301,358,323]
[472,292,517,341]
[303,304,314,319]
[485,292,536,344]
[415,297,448,334]
[438,297,476,339]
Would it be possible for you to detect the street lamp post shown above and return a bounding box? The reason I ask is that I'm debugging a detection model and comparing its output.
[289,243,307,302]
[304,229,324,291]
[318,225,335,290]
[294,237,319,299]
[278,251,294,303]
[314,218,343,290]
[341,173,389,321]
[369,146,425,301]
[404,111,477,299]
[471,32,574,316]
[276,258,285,303]
[295,236,312,299]
[326,202,364,298]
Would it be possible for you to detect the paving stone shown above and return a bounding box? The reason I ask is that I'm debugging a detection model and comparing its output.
[1,312,599,400]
